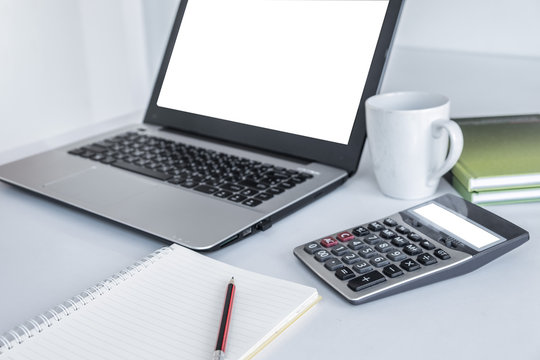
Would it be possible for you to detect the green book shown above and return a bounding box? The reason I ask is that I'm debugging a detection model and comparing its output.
[452,175,540,205]
[452,114,540,192]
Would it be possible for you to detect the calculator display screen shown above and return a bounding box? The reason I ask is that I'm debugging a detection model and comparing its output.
[412,203,504,251]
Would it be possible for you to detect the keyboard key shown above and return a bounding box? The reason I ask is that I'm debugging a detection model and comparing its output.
[403,244,423,256]
[387,250,407,261]
[400,259,421,272]
[242,198,262,207]
[220,183,244,192]
[391,236,410,247]
[336,231,355,242]
[254,192,273,201]
[383,218,398,227]
[320,237,338,248]
[407,233,422,242]
[364,234,382,245]
[335,267,356,280]
[434,248,451,260]
[193,184,218,194]
[368,222,385,232]
[370,256,390,268]
[395,225,410,235]
[380,229,397,239]
[214,190,233,198]
[277,181,295,190]
[239,188,259,197]
[352,261,372,274]
[237,179,269,191]
[342,253,362,265]
[375,242,394,253]
[347,270,386,291]
[348,240,365,250]
[331,245,350,256]
[304,242,321,254]
[325,258,344,271]
[383,264,404,278]
[420,240,436,250]
[228,194,247,203]
[314,250,332,262]
[111,160,172,181]
[358,247,377,259]
[352,226,370,237]
[180,180,199,188]
[417,253,438,266]
[266,187,284,195]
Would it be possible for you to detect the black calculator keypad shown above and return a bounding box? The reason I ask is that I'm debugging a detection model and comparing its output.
[296,215,457,303]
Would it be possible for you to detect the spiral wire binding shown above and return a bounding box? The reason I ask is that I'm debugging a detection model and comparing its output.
[0,246,173,354]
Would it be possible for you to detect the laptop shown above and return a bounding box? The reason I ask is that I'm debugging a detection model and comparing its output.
[0,0,402,250]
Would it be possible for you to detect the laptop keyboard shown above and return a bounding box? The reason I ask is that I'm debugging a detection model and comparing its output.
[67,132,313,207]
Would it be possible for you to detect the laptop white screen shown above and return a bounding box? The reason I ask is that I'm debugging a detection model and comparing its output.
[157,0,389,145]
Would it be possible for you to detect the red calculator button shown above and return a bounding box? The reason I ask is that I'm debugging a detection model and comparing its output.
[320,237,338,247]
[336,231,355,242]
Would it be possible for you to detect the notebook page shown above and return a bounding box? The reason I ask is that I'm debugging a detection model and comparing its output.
[2,244,317,360]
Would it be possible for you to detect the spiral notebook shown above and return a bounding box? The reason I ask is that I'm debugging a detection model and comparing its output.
[0,244,319,360]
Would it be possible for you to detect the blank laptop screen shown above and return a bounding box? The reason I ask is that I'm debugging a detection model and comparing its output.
[157,0,389,145]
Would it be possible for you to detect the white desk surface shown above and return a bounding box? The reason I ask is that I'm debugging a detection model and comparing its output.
[0,112,539,360]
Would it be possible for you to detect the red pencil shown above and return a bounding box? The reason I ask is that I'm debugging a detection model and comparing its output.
[213,277,235,360]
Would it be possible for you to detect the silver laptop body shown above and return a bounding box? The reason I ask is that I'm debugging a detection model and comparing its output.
[0,0,403,250]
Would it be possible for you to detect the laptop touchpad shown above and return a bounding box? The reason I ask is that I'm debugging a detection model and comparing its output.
[43,166,157,207]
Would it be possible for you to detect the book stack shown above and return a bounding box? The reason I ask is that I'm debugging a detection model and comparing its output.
[451,114,540,205]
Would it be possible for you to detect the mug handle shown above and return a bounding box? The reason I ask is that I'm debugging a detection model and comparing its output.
[427,119,464,186]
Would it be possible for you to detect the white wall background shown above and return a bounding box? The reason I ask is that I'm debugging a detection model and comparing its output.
[0,0,539,154]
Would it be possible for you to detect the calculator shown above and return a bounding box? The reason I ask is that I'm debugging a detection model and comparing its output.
[293,194,529,304]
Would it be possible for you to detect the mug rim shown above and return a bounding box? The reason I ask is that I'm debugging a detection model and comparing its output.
[366,91,449,112]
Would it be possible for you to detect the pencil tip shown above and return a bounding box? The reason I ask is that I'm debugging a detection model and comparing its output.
[230,277,235,284]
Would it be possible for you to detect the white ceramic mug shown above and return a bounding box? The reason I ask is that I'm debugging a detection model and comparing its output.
[365,91,463,199]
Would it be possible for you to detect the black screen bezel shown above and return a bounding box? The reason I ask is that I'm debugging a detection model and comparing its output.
[143,0,403,175]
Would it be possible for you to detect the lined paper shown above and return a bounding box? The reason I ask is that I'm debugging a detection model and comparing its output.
[2,244,318,360]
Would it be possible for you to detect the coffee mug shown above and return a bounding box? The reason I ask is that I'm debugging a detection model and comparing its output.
[365,91,463,200]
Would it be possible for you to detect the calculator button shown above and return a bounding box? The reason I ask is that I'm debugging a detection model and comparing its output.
[383,264,404,278]
[407,233,422,242]
[370,256,390,268]
[314,250,332,262]
[352,226,370,237]
[336,231,355,242]
[348,240,365,250]
[391,236,410,247]
[417,253,438,266]
[434,248,451,260]
[342,253,362,265]
[304,242,321,254]
[375,242,394,253]
[403,244,423,256]
[364,234,382,245]
[320,237,338,248]
[347,270,386,291]
[368,222,385,231]
[383,218,397,227]
[400,259,421,272]
[387,250,407,261]
[358,247,377,259]
[395,225,410,235]
[380,229,397,239]
[325,258,344,271]
[335,267,356,280]
[352,261,373,274]
[420,240,436,250]
[331,245,350,256]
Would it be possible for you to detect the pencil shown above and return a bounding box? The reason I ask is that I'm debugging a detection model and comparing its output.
[213,277,235,360]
